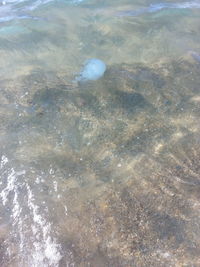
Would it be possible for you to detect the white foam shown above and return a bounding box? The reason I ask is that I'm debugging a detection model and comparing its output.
[0,155,8,169]
[64,206,68,216]
[53,180,58,192]
[0,168,26,262]
[27,184,62,267]
[0,168,16,205]
[0,164,62,266]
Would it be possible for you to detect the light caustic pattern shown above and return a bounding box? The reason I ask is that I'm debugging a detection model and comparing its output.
[0,155,62,266]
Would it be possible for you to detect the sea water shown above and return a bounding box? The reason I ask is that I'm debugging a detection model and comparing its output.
[0,0,200,266]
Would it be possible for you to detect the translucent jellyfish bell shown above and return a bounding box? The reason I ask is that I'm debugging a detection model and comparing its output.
[76,58,106,82]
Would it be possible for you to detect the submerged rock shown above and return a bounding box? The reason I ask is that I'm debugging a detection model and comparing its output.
[76,58,106,82]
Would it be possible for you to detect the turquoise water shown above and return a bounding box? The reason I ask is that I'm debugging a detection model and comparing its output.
[0,0,200,266]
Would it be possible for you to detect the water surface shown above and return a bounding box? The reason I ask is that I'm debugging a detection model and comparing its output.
[0,0,200,266]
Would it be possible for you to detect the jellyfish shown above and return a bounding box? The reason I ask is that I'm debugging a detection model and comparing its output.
[75,58,106,82]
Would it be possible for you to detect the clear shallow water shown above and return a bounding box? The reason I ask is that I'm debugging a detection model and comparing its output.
[0,0,200,266]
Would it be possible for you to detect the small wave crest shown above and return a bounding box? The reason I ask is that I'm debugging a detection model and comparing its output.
[0,0,85,22]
